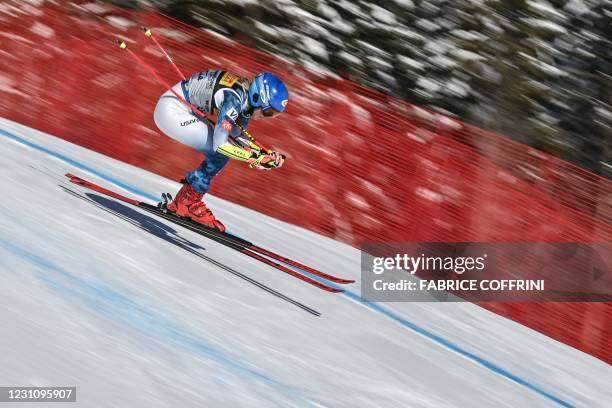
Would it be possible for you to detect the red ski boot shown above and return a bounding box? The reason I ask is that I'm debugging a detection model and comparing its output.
[167,183,226,232]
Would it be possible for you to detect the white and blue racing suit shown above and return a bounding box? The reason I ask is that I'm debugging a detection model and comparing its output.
[154,70,253,194]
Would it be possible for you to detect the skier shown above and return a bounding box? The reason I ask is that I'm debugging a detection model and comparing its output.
[153,70,289,232]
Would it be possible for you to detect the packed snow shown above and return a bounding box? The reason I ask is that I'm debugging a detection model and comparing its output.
[0,118,610,407]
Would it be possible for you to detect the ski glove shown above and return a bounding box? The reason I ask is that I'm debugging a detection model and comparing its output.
[247,150,285,170]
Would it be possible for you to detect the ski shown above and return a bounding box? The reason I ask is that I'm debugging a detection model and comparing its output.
[65,173,351,293]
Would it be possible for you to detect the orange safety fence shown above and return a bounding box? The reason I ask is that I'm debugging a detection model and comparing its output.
[0,1,609,362]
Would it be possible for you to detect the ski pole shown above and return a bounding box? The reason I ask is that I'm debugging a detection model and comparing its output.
[138,30,269,152]
[120,39,270,151]
[142,27,186,81]
[117,39,208,119]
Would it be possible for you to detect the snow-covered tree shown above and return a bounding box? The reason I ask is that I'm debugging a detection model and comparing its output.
[100,0,611,174]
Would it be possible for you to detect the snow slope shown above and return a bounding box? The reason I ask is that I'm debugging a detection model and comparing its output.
[0,117,609,408]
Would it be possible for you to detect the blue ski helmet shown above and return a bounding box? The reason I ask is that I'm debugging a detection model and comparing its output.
[248,72,288,116]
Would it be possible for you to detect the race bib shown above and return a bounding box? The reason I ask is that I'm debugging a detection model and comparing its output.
[219,72,239,87]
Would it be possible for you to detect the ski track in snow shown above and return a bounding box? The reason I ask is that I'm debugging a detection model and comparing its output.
[0,117,610,408]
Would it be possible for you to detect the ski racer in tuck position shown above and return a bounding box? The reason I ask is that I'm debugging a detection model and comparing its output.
[153,70,289,232]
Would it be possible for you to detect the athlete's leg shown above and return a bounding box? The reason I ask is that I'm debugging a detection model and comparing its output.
[155,84,229,230]
[153,83,210,153]
[185,151,230,194]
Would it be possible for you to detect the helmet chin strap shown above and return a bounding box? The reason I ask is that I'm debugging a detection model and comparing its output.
[243,98,254,116]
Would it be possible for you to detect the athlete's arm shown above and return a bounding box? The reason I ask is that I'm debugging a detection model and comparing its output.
[211,93,256,160]
[213,92,284,170]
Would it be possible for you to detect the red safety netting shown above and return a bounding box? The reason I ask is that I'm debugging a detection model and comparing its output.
[0,1,610,362]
